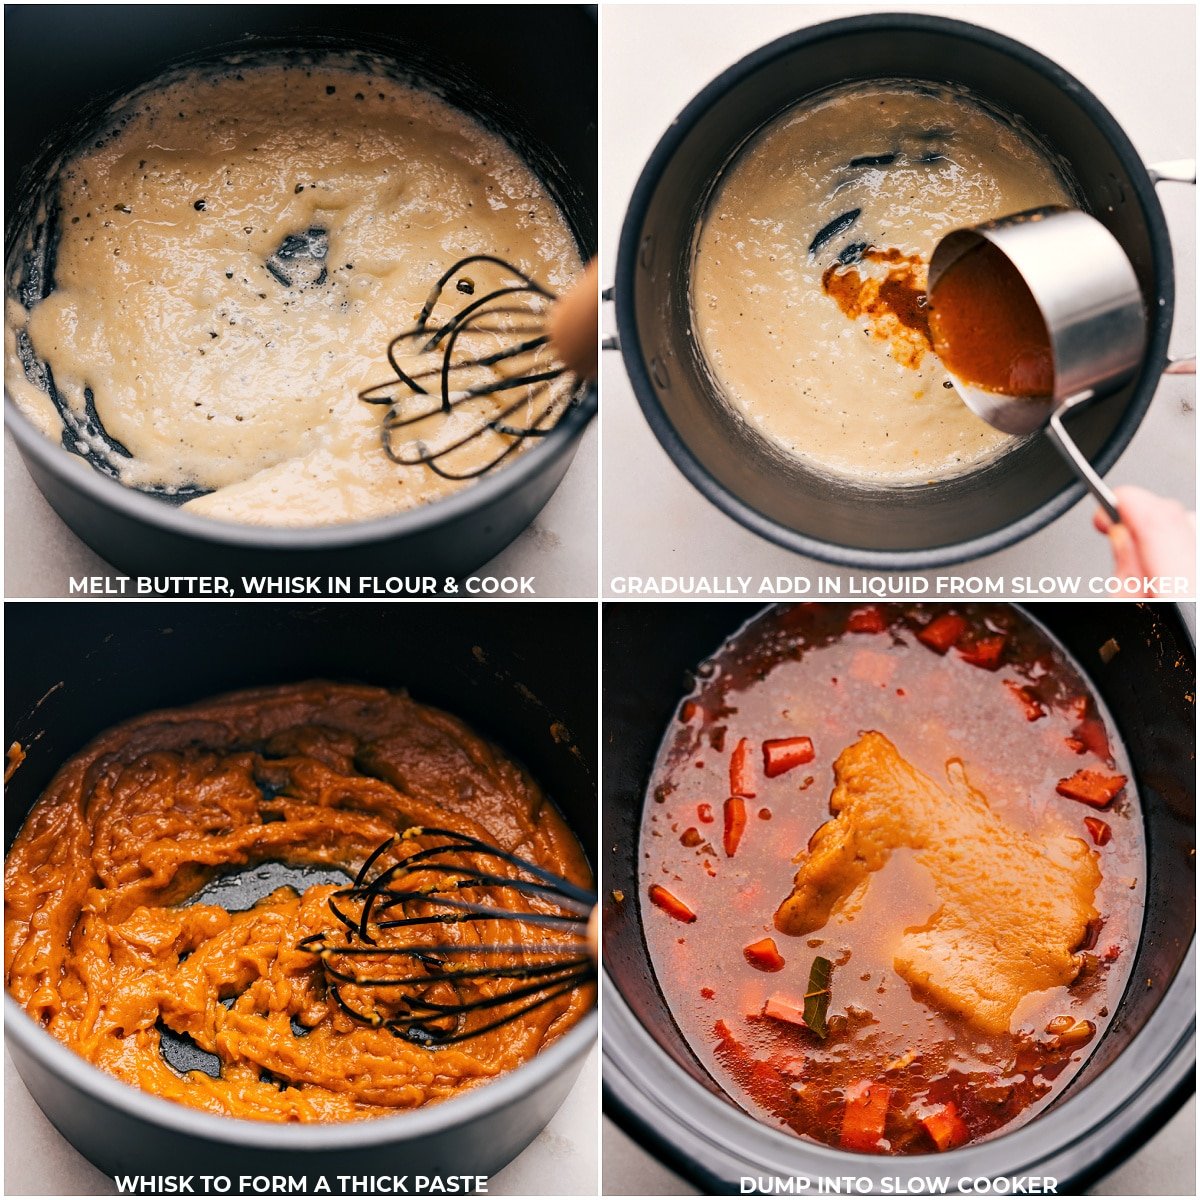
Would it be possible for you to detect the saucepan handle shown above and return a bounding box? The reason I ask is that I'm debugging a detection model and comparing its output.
[1148,159,1196,185]
[602,286,620,352]
[1148,160,1196,374]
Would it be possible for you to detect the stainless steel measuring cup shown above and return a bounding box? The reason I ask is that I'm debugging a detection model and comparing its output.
[929,206,1146,522]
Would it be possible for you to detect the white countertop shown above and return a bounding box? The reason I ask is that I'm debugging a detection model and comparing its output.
[601,4,1196,596]
[4,1045,598,1196]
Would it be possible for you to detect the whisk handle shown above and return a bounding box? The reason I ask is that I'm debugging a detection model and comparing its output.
[586,906,599,964]
[548,259,599,381]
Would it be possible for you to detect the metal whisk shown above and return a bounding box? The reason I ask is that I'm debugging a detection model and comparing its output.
[358,255,583,481]
[298,826,596,1046]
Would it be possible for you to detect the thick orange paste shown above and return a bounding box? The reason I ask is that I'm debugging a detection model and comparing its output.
[5,682,592,1122]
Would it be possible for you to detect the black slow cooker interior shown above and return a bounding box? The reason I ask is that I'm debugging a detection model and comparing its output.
[603,603,1194,1115]
[623,16,1172,563]
[5,602,597,869]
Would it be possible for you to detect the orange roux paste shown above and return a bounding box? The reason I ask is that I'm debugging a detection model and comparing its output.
[5,682,592,1122]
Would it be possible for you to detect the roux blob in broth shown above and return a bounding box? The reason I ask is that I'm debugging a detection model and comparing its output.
[5,58,581,526]
[690,84,1073,484]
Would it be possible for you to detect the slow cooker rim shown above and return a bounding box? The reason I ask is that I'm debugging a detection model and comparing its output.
[613,11,1175,571]
[3,384,597,552]
[4,992,596,1150]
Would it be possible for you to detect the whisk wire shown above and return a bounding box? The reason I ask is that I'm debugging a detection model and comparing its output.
[302,825,595,1047]
[358,254,577,480]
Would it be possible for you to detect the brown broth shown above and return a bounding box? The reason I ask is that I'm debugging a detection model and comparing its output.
[928,240,1054,397]
[639,604,1143,1155]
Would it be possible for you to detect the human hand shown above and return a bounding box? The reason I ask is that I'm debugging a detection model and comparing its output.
[1093,486,1196,597]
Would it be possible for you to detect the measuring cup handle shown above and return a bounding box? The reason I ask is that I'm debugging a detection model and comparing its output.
[1046,402,1121,524]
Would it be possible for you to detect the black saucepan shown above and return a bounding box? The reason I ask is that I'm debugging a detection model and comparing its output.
[4,5,597,592]
[614,14,1188,569]
[603,602,1194,1193]
[5,601,597,1188]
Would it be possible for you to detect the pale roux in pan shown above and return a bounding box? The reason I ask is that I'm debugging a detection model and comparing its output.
[5,61,580,525]
[691,85,1072,485]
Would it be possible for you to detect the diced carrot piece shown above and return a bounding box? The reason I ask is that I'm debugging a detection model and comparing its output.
[841,1080,892,1152]
[847,606,887,634]
[1057,769,1127,808]
[648,884,696,923]
[921,1102,969,1151]
[762,736,815,777]
[916,614,967,655]
[696,802,714,824]
[681,699,702,723]
[730,737,756,798]
[1004,680,1047,721]
[1072,716,1111,761]
[1083,816,1113,846]
[723,796,747,856]
[957,634,1006,670]
[762,993,808,1027]
[744,937,785,972]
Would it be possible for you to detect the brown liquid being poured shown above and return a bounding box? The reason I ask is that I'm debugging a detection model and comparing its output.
[928,240,1054,396]
[821,249,932,370]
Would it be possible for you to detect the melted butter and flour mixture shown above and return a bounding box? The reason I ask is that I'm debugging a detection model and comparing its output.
[691,84,1072,485]
[5,60,580,525]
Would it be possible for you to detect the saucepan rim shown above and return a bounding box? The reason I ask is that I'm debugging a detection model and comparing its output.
[6,994,597,1150]
[613,11,1175,571]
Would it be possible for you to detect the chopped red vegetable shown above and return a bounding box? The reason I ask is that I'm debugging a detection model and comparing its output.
[696,802,714,824]
[744,937,786,972]
[1057,769,1127,808]
[723,796,747,856]
[730,737,756,798]
[957,635,1006,671]
[921,1102,969,1151]
[763,736,815,778]
[1083,816,1112,846]
[1004,680,1047,721]
[648,884,696,923]
[916,613,967,655]
[841,1080,892,1152]
[847,606,887,634]
[1071,716,1111,761]
[681,699,701,723]
[1101,944,1121,962]
[762,993,809,1028]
